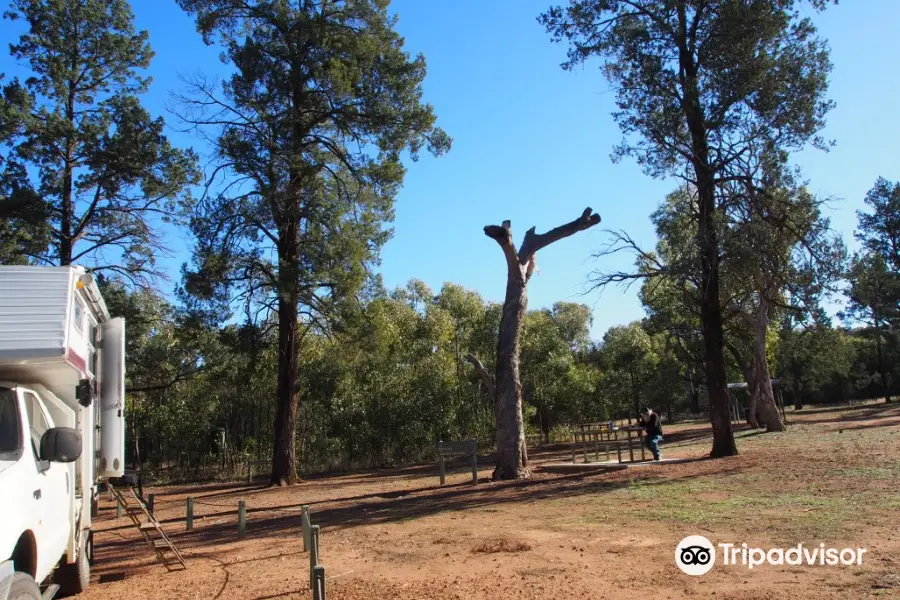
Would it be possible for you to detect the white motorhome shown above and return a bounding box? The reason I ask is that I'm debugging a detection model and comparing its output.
[0,265,125,599]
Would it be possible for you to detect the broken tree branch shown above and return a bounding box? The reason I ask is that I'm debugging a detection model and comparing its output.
[484,209,602,283]
[465,353,495,399]
[484,220,521,279]
[518,207,601,262]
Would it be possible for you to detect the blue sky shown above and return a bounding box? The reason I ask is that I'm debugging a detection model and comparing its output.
[3,0,899,340]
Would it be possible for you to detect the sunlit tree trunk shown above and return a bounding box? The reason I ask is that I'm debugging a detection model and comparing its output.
[483,209,601,480]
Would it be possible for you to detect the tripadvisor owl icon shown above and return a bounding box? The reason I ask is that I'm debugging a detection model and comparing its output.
[676,535,716,575]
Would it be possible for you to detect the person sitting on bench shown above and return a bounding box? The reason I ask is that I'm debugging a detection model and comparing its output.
[639,407,663,461]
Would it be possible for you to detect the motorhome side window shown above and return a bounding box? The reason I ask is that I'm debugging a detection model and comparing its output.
[74,297,85,333]
[0,388,22,455]
[23,391,50,445]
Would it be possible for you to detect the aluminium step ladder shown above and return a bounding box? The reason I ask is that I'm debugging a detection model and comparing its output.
[108,483,187,571]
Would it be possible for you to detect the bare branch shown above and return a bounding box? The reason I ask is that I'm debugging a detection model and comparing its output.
[586,228,665,292]
[465,353,495,399]
[518,207,602,263]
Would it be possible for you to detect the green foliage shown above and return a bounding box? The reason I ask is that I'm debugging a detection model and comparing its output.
[846,178,900,329]
[540,0,836,179]
[120,277,610,476]
[776,322,856,403]
[174,0,450,481]
[857,178,900,271]
[541,0,838,454]
[841,178,900,400]
[177,0,451,318]
[0,0,199,283]
[845,252,899,329]
[116,269,893,480]
[0,74,48,263]
[595,322,660,418]
[520,304,599,434]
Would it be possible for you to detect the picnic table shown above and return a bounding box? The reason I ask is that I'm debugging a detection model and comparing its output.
[572,423,648,464]
[618,425,647,462]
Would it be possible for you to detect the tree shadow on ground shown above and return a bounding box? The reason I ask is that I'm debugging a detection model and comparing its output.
[788,405,900,428]
[145,459,747,554]
[822,417,900,434]
[93,461,747,560]
[97,476,490,536]
[789,402,895,418]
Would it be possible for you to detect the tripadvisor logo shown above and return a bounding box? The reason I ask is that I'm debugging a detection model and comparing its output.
[675,536,868,575]
[675,535,716,575]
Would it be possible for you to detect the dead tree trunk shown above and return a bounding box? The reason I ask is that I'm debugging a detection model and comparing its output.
[483,208,601,480]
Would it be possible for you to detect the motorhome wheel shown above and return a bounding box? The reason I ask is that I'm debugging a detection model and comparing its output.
[53,533,89,597]
[6,573,41,600]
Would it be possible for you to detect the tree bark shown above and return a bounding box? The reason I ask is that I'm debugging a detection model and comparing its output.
[60,79,77,265]
[492,272,530,479]
[735,351,760,429]
[701,286,738,456]
[874,316,891,403]
[484,209,601,480]
[676,4,737,458]
[271,227,301,486]
[727,341,759,428]
[688,379,701,414]
[751,297,785,431]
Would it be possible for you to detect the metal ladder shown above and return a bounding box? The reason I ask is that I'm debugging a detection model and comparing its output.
[108,484,187,570]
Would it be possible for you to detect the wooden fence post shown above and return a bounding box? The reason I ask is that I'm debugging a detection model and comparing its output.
[309,525,320,590]
[470,440,478,484]
[312,565,326,600]
[186,498,194,531]
[437,441,445,486]
[639,431,646,461]
[147,493,154,516]
[238,500,246,539]
[302,505,310,551]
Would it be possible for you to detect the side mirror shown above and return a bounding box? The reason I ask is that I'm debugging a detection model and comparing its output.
[76,379,94,407]
[40,427,82,463]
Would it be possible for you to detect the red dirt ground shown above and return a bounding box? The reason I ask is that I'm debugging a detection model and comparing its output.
[77,402,900,600]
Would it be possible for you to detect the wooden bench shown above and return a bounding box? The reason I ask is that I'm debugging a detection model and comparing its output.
[436,439,478,485]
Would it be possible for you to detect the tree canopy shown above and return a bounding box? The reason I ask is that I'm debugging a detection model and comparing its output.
[175,0,451,484]
[1,0,200,284]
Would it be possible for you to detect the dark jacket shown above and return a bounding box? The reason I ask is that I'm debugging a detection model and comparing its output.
[642,412,663,438]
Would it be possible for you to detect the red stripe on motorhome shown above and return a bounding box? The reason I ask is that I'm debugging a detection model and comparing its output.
[66,348,87,373]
